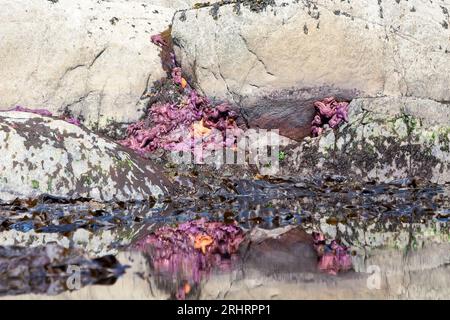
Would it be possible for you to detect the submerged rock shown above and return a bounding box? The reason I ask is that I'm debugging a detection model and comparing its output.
[0,111,171,203]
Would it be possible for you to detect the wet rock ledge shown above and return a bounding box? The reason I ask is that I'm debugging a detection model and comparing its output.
[0,112,171,203]
[281,97,450,183]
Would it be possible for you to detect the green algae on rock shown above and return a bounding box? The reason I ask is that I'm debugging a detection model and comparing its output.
[281,97,450,184]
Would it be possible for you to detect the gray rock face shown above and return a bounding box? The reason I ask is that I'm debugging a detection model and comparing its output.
[151,0,219,9]
[172,0,450,139]
[282,97,450,183]
[0,0,174,131]
[0,112,171,202]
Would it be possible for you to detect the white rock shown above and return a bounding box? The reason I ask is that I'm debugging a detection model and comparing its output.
[0,0,175,130]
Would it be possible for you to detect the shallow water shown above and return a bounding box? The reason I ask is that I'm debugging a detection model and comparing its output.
[1,177,450,299]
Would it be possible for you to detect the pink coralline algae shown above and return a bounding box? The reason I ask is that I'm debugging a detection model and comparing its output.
[312,232,352,275]
[120,33,243,157]
[135,218,245,299]
[3,106,81,126]
[311,97,350,136]
[64,117,82,126]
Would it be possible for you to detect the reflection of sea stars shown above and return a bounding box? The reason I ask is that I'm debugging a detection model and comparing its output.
[192,119,211,138]
[183,282,191,295]
[194,234,214,254]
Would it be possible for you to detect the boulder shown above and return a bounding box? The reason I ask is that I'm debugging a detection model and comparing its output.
[282,97,450,183]
[0,111,171,202]
[0,0,174,131]
[172,0,450,140]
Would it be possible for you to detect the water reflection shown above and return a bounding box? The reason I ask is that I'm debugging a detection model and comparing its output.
[0,178,449,299]
[134,219,245,299]
[6,227,450,300]
[0,244,126,297]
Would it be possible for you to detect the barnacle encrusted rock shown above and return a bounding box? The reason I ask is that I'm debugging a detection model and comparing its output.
[0,112,171,203]
[172,0,450,140]
[282,97,450,183]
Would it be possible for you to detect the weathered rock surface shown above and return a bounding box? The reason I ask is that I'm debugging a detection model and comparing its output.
[0,112,171,202]
[282,97,450,183]
[172,0,450,139]
[0,0,175,131]
[152,0,218,9]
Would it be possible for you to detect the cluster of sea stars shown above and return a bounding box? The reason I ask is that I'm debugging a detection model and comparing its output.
[311,97,350,136]
[119,33,243,156]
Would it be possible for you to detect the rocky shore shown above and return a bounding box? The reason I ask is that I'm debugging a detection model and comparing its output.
[0,0,448,194]
[0,0,449,300]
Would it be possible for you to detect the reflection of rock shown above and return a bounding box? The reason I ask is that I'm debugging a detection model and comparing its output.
[283,97,450,183]
[172,0,450,140]
[243,227,352,276]
[7,224,450,299]
[0,228,135,257]
[0,244,125,297]
[243,227,317,274]
[200,224,450,299]
[317,212,450,252]
[136,224,354,299]
[0,112,171,202]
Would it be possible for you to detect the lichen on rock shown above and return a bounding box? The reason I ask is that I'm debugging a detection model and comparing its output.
[0,111,171,203]
[281,97,450,184]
